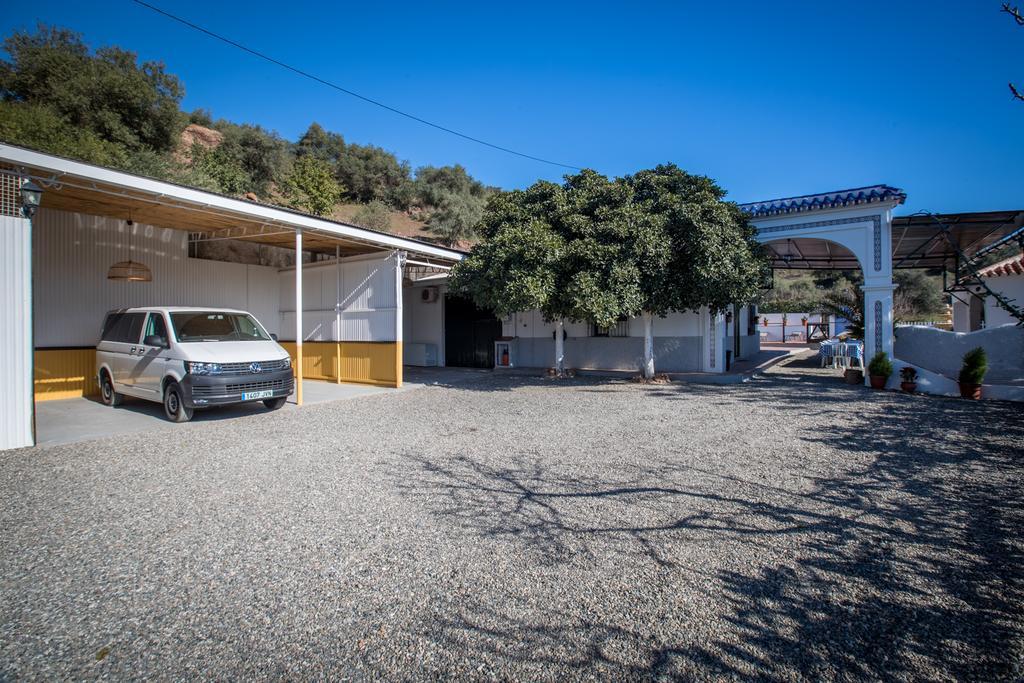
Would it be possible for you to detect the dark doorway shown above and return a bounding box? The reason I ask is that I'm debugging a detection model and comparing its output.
[444,295,501,368]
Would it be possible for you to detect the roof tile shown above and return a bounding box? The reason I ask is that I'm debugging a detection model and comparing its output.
[740,185,907,217]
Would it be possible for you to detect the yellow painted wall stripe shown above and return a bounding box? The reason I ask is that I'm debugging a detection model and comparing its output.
[34,348,98,401]
[280,341,401,388]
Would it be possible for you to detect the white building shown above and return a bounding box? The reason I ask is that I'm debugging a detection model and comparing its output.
[952,251,1024,332]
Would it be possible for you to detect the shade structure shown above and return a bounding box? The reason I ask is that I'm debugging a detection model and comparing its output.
[106,260,152,282]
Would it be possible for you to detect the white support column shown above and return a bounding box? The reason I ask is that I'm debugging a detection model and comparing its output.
[335,244,342,384]
[394,250,405,387]
[295,229,303,406]
[702,307,726,373]
[642,311,655,378]
[554,319,565,375]
[863,282,896,375]
[862,206,896,384]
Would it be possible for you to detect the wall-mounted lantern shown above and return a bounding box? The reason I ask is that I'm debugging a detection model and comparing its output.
[20,180,43,218]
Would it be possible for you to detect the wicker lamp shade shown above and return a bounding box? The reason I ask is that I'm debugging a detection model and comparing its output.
[107,260,153,282]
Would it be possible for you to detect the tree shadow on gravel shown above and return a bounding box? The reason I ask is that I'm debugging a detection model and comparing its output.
[392,359,1024,679]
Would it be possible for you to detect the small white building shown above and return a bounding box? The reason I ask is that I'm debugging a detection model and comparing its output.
[952,252,1024,332]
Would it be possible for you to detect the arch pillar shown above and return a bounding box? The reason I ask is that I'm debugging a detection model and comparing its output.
[862,282,896,370]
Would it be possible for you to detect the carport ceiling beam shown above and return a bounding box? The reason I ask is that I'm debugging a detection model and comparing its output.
[189,230,294,244]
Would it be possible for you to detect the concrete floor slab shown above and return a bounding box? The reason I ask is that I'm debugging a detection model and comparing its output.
[34,367,495,447]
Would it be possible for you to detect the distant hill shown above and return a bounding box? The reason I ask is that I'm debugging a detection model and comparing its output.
[0,24,490,248]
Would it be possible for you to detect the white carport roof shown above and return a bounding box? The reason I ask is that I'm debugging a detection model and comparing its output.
[0,143,465,263]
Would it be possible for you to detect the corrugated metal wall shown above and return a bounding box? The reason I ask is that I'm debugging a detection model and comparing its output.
[279,253,398,342]
[33,208,281,347]
[0,215,34,449]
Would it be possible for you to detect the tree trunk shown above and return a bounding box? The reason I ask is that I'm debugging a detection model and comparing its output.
[642,311,655,379]
[554,319,565,375]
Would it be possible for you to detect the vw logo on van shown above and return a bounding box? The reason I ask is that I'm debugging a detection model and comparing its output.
[249,362,262,374]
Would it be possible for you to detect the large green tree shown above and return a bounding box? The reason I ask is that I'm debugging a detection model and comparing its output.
[625,165,768,376]
[451,171,644,374]
[452,166,767,377]
[0,25,185,153]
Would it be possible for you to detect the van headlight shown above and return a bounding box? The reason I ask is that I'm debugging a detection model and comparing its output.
[186,361,222,375]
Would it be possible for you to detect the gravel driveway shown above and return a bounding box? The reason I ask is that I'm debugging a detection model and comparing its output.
[2,354,1023,680]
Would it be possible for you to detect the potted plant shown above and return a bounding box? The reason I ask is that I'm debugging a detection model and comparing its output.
[899,366,918,393]
[762,316,769,327]
[867,351,892,390]
[957,347,987,399]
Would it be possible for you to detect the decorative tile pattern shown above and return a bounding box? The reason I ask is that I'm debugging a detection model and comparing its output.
[873,220,882,271]
[874,300,883,352]
[709,315,716,369]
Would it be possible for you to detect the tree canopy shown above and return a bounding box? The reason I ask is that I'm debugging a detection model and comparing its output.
[451,166,767,328]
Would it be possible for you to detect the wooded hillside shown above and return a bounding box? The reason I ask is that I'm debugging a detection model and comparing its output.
[0,24,492,246]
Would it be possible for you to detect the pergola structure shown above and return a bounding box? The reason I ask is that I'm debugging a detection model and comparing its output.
[742,186,1024,369]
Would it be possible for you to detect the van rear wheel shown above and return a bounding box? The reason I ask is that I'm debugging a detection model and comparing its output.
[263,397,287,411]
[99,371,123,407]
[163,382,194,423]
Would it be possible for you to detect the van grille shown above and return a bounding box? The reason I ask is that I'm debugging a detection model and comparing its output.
[216,358,291,376]
[191,377,293,397]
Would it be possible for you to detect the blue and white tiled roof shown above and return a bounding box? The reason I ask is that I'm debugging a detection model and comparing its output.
[739,185,906,217]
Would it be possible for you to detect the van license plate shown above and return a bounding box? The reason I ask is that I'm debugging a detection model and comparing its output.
[243,390,274,400]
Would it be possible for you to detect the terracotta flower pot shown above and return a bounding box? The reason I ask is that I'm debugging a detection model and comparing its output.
[844,369,863,385]
[869,375,887,390]
[900,381,917,394]
[959,382,982,399]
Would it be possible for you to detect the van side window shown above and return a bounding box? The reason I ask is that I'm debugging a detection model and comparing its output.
[144,313,168,343]
[101,312,145,343]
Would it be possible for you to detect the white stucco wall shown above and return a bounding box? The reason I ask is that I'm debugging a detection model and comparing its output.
[758,313,830,342]
[403,282,446,365]
[983,274,1024,328]
[502,309,703,338]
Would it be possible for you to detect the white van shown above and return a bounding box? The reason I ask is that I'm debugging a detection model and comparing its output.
[96,307,294,422]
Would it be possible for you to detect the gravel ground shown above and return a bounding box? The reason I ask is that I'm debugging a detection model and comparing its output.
[2,354,1023,681]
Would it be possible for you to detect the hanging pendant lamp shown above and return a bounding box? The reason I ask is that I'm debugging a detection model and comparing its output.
[107,217,152,282]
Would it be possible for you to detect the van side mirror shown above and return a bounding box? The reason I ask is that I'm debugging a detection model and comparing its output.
[144,335,168,348]
[270,333,278,341]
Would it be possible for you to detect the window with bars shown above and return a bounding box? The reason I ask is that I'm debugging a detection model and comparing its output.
[591,319,629,337]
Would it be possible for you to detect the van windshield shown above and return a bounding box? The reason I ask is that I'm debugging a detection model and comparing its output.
[170,312,271,342]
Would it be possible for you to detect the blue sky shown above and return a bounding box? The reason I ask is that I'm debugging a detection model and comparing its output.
[2,1,1022,213]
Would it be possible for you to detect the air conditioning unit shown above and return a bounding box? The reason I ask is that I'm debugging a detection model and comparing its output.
[420,287,439,303]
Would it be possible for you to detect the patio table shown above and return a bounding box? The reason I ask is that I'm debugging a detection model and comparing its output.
[819,339,864,369]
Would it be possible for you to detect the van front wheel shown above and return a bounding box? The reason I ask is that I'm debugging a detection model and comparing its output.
[263,397,287,411]
[163,382,194,423]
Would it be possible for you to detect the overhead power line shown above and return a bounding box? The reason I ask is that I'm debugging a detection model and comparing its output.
[131,0,582,171]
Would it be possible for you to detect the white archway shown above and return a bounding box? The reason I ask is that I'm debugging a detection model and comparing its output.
[742,187,907,375]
